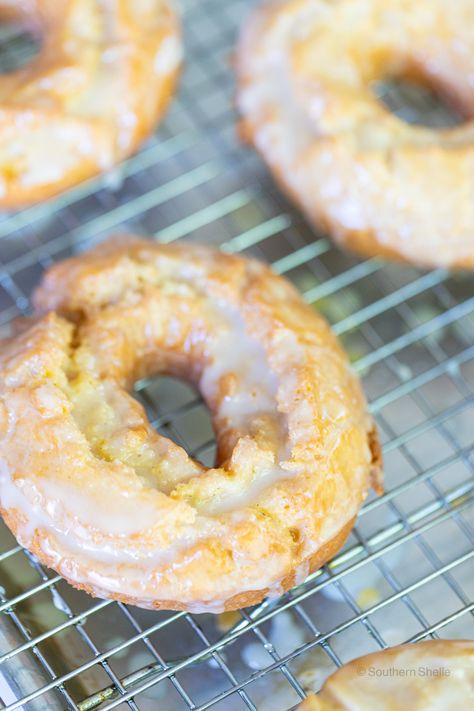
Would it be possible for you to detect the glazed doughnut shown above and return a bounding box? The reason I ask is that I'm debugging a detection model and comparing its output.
[0,1,181,207]
[298,640,474,710]
[237,0,474,269]
[0,236,381,612]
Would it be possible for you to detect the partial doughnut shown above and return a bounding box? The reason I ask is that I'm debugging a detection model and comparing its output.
[237,0,474,269]
[0,236,382,612]
[0,1,181,207]
[298,640,474,710]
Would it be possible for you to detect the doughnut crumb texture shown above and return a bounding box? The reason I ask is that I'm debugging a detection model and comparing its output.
[0,236,381,612]
[0,0,181,207]
[237,0,474,269]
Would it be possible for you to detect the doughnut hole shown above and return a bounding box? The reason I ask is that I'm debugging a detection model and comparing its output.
[0,12,41,73]
[133,374,216,467]
[373,75,467,129]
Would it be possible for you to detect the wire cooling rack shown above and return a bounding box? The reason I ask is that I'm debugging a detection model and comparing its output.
[0,1,473,709]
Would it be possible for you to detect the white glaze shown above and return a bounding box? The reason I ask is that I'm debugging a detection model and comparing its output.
[0,463,213,568]
[293,558,310,586]
[200,308,279,430]
[0,459,308,612]
[201,468,284,516]
[195,304,301,516]
[154,35,182,74]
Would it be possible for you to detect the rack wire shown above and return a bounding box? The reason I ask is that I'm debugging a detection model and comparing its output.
[0,0,473,709]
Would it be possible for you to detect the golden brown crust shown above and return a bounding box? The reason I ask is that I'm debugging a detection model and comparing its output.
[298,640,474,710]
[0,505,356,611]
[236,0,474,270]
[0,236,382,611]
[367,425,384,494]
[0,1,181,208]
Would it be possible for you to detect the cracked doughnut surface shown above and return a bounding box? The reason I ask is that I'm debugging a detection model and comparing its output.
[237,0,474,269]
[0,237,382,611]
[298,640,474,710]
[0,0,181,207]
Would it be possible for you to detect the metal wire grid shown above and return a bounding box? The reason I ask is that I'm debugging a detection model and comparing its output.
[0,0,473,709]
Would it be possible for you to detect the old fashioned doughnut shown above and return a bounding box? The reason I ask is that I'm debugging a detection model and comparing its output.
[0,236,382,612]
[0,1,181,207]
[298,640,474,710]
[237,0,474,269]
